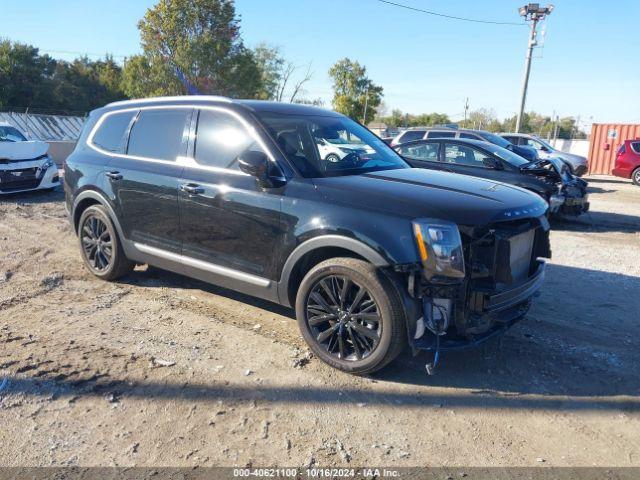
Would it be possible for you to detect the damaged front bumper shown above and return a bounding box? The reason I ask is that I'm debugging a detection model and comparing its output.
[553,178,590,216]
[404,216,550,356]
[413,260,545,352]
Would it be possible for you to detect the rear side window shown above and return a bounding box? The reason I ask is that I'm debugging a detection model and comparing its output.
[92,111,136,153]
[398,131,425,143]
[426,131,455,139]
[127,109,191,161]
[631,142,640,154]
[396,142,439,162]
[194,109,264,171]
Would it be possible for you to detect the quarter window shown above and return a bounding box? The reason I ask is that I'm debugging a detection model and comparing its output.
[444,143,494,168]
[127,109,191,161]
[631,142,640,154]
[194,109,265,171]
[92,111,136,153]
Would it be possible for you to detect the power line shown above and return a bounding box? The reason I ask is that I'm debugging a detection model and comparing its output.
[377,0,526,26]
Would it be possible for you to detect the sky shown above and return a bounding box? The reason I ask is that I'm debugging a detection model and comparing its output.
[2,0,639,126]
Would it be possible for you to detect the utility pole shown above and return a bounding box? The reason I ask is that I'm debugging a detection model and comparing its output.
[463,97,469,128]
[515,4,554,133]
[362,86,370,125]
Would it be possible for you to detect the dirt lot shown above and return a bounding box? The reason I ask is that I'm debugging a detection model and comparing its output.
[0,175,639,467]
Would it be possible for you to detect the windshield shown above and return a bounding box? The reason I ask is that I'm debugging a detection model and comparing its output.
[256,112,409,177]
[0,126,27,142]
[482,143,530,167]
[478,131,512,149]
[534,137,554,150]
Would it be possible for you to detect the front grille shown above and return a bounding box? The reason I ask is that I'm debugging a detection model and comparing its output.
[0,167,42,191]
[507,229,535,284]
[466,217,549,291]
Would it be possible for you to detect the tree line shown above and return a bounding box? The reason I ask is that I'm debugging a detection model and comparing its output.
[0,0,584,138]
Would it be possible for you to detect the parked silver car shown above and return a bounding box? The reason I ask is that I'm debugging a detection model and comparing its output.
[501,133,588,177]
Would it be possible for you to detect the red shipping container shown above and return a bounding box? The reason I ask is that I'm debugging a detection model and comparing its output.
[588,123,640,175]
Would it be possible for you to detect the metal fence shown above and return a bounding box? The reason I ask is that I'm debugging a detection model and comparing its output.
[0,111,85,141]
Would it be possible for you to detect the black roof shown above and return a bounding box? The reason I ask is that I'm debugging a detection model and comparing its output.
[98,96,340,117]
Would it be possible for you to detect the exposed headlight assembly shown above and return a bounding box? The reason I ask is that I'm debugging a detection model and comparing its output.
[338,147,355,154]
[412,219,465,283]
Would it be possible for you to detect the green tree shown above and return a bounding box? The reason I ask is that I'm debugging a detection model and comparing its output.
[133,0,262,97]
[329,58,382,124]
[466,108,501,131]
[0,40,55,110]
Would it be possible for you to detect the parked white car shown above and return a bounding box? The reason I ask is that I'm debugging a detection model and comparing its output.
[316,136,375,162]
[0,123,60,194]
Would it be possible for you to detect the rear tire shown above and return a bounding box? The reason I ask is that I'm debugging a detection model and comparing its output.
[78,205,134,281]
[295,257,405,375]
[632,167,640,186]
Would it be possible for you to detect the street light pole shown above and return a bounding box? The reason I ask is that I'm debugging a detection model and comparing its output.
[515,3,554,133]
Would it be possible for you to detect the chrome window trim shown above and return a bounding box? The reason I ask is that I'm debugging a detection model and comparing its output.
[87,104,277,177]
[134,242,271,287]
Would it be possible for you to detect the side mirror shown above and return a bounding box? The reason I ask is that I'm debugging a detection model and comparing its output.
[317,139,326,146]
[238,150,286,188]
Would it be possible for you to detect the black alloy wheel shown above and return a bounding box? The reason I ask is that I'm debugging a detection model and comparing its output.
[77,204,134,281]
[306,275,381,361]
[81,215,113,272]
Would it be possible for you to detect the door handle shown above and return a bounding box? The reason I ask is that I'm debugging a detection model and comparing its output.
[180,183,204,195]
[106,171,123,181]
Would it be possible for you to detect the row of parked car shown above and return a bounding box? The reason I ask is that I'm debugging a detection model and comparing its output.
[382,127,590,217]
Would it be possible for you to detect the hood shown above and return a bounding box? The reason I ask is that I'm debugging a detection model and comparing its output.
[553,151,588,165]
[0,140,49,161]
[313,168,548,226]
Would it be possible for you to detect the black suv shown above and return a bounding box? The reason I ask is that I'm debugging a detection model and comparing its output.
[65,96,551,374]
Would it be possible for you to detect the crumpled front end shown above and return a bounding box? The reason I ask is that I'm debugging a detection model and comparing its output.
[0,155,60,194]
[409,215,551,353]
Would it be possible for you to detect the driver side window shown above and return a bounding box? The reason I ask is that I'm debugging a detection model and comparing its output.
[444,143,494,168]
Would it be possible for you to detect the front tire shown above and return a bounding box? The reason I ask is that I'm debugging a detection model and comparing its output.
[295,258,405,374]
[633,167,640,186]
[78,205,134,281]
[325,153,340,163]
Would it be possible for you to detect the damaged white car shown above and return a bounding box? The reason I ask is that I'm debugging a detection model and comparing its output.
[0,123,60,194]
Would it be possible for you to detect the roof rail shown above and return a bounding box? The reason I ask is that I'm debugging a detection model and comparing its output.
[106,95,232,107]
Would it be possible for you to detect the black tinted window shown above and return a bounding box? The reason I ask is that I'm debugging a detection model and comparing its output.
[631,142,640,154]
[92,111,136,153]
[195,109,264,170]
[398,131,425,143]
[460,132,481,140]
[127,109,190,161]
[396,142,439,162]
[426,131,455,139]
[444,143,494,168]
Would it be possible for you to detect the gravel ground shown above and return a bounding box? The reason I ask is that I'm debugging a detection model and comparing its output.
[0,175,638,467]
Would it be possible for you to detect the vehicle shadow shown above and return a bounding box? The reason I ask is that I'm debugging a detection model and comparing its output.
[550,210,640,233]
[0,186,64,204]
[584,177,631,185]
[116,262,639,404]
[376,262,640,400]
[122,266,295,319]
